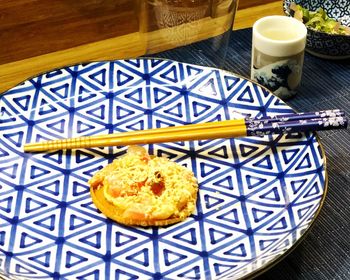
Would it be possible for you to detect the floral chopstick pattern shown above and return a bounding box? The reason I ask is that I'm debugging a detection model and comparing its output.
[245,109,347,137]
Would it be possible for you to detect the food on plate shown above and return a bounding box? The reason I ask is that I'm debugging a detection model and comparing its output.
[290,2,350,35]
[89,145,198,226]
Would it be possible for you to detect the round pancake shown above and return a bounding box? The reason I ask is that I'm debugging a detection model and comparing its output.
[89,146,198,227]
[90,185,197,227]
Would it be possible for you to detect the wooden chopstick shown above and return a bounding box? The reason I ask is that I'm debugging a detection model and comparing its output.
[23,119,247,152]
[23,110,347,152]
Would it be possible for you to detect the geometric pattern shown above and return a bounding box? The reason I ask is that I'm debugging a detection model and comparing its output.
[0,58,326,279]
[283,0,350,58]
[284,0,350,23]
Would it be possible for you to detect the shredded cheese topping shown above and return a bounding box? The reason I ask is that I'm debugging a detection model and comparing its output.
[89,146,198,222]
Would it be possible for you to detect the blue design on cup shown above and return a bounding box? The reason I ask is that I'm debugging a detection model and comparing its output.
[253,58,303,99]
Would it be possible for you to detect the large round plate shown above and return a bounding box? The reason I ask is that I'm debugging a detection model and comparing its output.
[0,58,326,279]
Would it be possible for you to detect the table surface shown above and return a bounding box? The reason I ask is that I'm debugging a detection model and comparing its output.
[0,0,283,94]
[1,1,349,279]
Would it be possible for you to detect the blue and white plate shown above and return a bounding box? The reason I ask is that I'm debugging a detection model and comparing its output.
[0,58,326,279]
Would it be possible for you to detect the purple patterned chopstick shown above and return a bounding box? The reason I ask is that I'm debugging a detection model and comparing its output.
[246,109,345,124]
[246,115,348,137]
[23,109,347,152]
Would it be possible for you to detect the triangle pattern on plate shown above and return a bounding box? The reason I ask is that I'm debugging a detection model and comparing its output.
[0,58,325,280]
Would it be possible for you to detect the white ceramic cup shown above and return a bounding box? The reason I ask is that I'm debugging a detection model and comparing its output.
[251,15,307,100]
